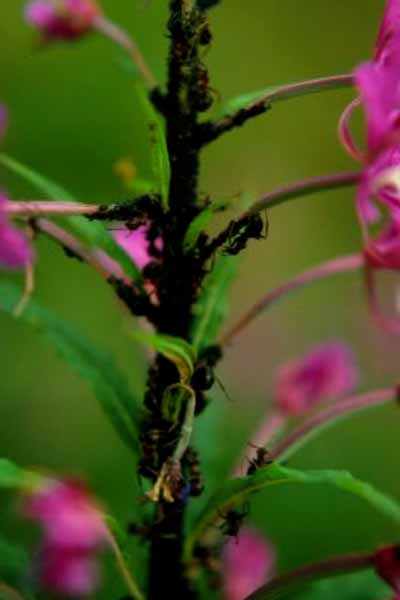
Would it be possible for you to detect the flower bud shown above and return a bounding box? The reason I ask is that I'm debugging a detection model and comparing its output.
[25,0,101,41]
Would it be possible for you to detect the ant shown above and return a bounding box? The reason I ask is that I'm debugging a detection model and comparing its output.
[219,507,248,538]
[247,445,273,476]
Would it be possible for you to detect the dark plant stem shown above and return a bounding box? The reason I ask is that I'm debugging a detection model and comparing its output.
[244,551,374,600]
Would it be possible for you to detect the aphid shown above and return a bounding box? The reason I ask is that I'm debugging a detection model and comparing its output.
[223,214,266,256]
[219,508,248,538]
[185,447,204,497]
[247,445,272,475]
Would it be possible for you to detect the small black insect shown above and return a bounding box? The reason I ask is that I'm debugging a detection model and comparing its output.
[219,508,248,538]
[223,214,266,256]
[247,446,273,476]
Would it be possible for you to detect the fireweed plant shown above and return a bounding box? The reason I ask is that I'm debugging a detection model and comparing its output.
[3,0,400,599]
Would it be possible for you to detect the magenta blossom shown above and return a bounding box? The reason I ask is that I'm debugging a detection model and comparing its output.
[24,479,108,596]
[223,528,274,600]
[365,217,400,270]
[25,0,101,41]
[113,225,162,270]
[375,0,400,63]
[0,194,33,270]
[275,342,358,416]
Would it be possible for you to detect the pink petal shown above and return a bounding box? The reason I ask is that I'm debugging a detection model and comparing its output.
[375,0,400,63]
[275,342,358,416]
[39,546,99,596]
[0,195,33,270]
[365,218,400,270]
[24,0,100,40]
[113,226,162,270]
[223,528,274,600]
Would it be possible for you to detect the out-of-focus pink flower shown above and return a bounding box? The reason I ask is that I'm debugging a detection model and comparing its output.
[365,218,400,270]
[25,0,101,41]
[275,343,358,416]
[374,545,400,593]
[375,0,400,63]
[113,225,162,270]
[0,105,8,140]
[0,194,33,270]
[223,527,274,600]
[24,479,108,597]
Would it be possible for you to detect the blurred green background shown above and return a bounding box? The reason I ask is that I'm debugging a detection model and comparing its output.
[0,0,399,597]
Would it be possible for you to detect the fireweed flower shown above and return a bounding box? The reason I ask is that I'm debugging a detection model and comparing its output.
[374,545,400,593]
[0,194,33,270]
[24,479,108,596]
[375,0,400,63]
[113,226,162,270]
[25,0,101,41]
[364,217,400,270]
[275,342,358,416]
[222,528,274,600]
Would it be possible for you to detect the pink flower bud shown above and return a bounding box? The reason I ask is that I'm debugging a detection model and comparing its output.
[374,545,400,593]
[222,528,274,600]
[24,479,108,597]
[275,342,358,416]
[25,0,101,41]
[0,194,33,270]
[113,225,162,270]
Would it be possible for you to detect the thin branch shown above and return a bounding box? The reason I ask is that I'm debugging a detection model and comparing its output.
[198,73,354,145]
[220,253,364,347]
[93,15,157,89]
[244,171,360,217]
[5,200,99,217]
[269,388,395,463]
[244,551,374,600]
[108,533,146,600]
[35,218,128,282]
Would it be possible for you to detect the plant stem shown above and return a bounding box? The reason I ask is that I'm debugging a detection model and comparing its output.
[93,15,157,89]
[5,201,98,216]
[244,551,374,600]
[220,253,364,347]
[244,171,360,216]
[108,534,146,600]
[269,388,395,463]
[198,73,354,145]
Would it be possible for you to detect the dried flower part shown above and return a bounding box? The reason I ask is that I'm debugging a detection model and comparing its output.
[275,342,358,416]
[113,225,162,270]
[222,528,274,600]
[24,479,108,596]
[0,194,33,270]
[25,0,101,41]
[374,545,400,593]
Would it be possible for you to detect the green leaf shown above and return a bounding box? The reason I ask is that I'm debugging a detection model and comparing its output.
[0,459,26,489]
[136,86,170,209]
[0,534,29,586]
[185,462,400,558]
[133,331,196,384]
[0,283,141,452]
[220,85,278,116]
[290,572,389,600]
[191,254,239,352]
[0,153,143,286]
[183,199,229,253]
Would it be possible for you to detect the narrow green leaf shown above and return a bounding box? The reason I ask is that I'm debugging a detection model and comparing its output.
[0,459,26,489]
[183,199,229,253]
[0,153,143,285]
[191,254,239,352]
[133,331,196,384]
[287,572,389,600]
[0,283,141,452]
[220,85,277,116]
[136,86,170,209]
[185,463,400,558]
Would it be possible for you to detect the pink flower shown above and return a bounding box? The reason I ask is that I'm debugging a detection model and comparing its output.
[24,479,108,596]
[364,217,400,270]
[0,105,8,140]
[375,0,400,63]
[374,545,400,593]
[0,194,33,270]
[25,0,100,41]
[222,528,274,600]
[275,343,358,416]
[113,225,162,270]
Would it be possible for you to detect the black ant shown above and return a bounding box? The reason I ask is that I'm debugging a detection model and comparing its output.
[247,445,273,476]
[219,507,248,538]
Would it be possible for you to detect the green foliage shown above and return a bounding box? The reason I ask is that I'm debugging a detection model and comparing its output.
[136,86,171,210]
[133,331,196,384]
[0,534,29,589]
[183,199,229,253]
[0,283,142,453]
[191,254,239,352]
[219,86,277,116]
[0,459,27,489]
[0,153,143,285]
[185,462,400,558]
